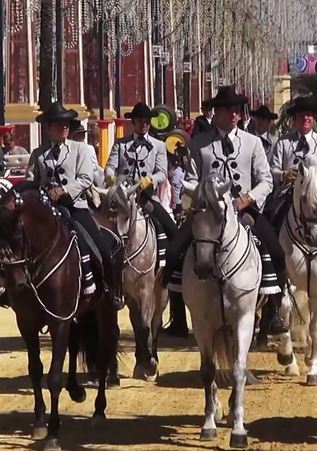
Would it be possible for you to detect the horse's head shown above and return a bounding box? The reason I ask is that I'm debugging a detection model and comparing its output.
[294,162,317,246]
[103,177,139,238]
[189,176,232,280]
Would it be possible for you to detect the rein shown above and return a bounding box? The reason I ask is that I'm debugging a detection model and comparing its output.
[121,197,156,275]
[1,190,82,321]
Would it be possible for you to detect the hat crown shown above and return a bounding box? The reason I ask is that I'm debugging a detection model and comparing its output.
[210,85,246,107]
[287,95,317,115]
[124,102,158,119]
[36,101,78,123]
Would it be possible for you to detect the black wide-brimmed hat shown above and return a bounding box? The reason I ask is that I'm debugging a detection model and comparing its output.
[124,102,159,119]
[250,105,278,120]
[287,96,317,116]
[210,85,247,108]
[201,100,212,110]
[36,101,78,123]
[69,119,90,134]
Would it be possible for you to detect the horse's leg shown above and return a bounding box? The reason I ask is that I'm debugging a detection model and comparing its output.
[228,311,254,448]
[256,300,269,347]
[200,352,218,441]
[151,285,168,373]
[16,316,47,440]
[306,296,317,385]
[66,321,87,402]
[93,303,118,422]
[45,321,70,451]
[277,291,300,375]
[107,312,120,387]
[128,295,155,380]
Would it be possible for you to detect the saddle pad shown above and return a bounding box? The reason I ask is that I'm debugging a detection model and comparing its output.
[74,221,103,264]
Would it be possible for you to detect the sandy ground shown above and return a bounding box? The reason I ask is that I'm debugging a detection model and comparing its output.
[0,307,317,451]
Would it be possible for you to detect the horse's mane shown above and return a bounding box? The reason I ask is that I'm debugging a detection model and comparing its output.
[301,165,317,208]
[104,176,130,217]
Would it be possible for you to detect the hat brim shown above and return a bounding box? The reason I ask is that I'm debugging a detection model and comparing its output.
[36,109,78,123]
[124,110,159,119]
[250,111,278,120]
[210,96,246,108]
[287,104,317,116]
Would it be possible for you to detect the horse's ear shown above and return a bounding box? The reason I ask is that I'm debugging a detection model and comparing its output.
[181,180,197,198]
[298,162,308,177]
[217,181,232,199]
[126,183,139,198]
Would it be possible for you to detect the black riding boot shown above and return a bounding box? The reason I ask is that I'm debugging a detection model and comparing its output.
[102,250,124,311]
[267,292,288,335]
[163,291,188,338]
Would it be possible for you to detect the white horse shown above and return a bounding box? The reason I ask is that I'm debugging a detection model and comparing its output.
[182,176,261,448]
[101,179,168,381]
[279,162,317,383]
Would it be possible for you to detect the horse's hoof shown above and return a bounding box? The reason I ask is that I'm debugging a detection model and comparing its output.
[230,432,248,449]
[32,424,48,440]
[277,352,293,366]
[200,428,217,441]
[144,360,159,382]
[43,438,62,451]
[91,414,106,428]
[306,374,317,385]
[66,384,86,403]
[285,364,300,377]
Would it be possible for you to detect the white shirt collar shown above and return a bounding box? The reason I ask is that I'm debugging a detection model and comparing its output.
[255,130,269,139]
[297,129,313,140]
[217,127,237,141]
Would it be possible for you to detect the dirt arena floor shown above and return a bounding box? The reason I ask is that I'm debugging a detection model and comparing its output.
[0,306,317,451]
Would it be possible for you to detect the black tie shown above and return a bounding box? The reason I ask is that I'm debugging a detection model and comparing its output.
[222,134,234,158]
[260,136,270,152]
[52,143,61,160]
[296,135,310,155]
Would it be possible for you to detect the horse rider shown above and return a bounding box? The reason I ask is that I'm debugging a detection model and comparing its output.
[270,96,317,229]
[192,100,214,137]
[26,101,120,307]
[250,105,278,164]
[105,102,188,337]
[165,85,288,336]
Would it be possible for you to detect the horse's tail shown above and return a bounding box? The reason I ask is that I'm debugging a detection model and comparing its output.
[77,305,119,377]
[214,326,260,387]
[286,281,305,327]
[77,310,99,375]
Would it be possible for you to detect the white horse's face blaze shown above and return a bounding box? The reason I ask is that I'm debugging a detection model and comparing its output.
[295,164,317,246]
[191,178,228,280]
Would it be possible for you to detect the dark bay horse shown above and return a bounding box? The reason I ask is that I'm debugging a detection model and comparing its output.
[0,183,117,451]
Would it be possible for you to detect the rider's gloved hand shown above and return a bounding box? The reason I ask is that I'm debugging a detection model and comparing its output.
[138,176,153,191]
[282,169,297,183]
[105,175,116,187]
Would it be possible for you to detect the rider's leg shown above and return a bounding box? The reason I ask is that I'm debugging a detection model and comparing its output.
[247,209,288,335]
[140,196,178,240]
[69,207,122,308]
[163,290,188,338]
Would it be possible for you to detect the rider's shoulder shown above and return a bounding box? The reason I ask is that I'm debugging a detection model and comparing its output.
[114,134,134,146]
[277,129,298,143]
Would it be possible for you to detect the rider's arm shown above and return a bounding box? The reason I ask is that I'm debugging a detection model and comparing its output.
[64,143,93,202]
[25,148,40,182]
[104,142,119,178]
[248,137,273,210]
[151,141,167,189]
[271,139,285,186]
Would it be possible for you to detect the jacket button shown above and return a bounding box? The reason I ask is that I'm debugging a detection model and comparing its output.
[231,162,237,168]
[141,171,147,177]
[293,158,299,164]
[233,173,240,181]
[58,167,65,174]
[212,161,220,168]
[140,161,145,167]
[124,169,129,175]
[236,184,242,192]
[62,179,68,185]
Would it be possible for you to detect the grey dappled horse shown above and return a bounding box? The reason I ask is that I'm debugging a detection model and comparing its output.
[101,179,168,381]
[279,163,317,383]
[182,176,261,448]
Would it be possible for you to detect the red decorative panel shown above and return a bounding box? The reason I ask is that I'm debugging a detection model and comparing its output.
[191,75,200,112]
[120,44,145,106]
[64,49,80,104]
[7,30,29,103]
